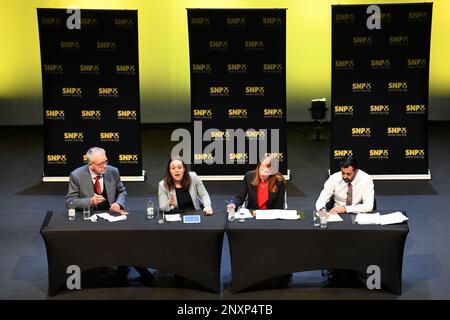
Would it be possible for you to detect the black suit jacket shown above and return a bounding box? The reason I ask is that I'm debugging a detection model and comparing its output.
[234,170,286,209]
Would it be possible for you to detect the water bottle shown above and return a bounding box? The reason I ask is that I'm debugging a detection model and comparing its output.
[146,198,154,219]
[68,200,76,221]
[226,200,235,222]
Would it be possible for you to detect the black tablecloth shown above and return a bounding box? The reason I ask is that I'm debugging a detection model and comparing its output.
[40,210,226,295]
[226,211,409,294]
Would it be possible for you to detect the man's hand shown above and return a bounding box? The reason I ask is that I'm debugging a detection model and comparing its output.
[90,194,105,206]
[330,205,347,214]
[110,203,122,212]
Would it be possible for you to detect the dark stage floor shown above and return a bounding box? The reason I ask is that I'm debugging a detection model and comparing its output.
[0,122,449,299]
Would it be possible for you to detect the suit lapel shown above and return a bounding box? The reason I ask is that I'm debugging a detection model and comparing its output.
[83,165,95,196]
[104,170,114,204]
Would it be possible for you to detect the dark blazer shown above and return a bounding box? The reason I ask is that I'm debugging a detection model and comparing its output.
[65,164,127,210]
[234,170,286,209]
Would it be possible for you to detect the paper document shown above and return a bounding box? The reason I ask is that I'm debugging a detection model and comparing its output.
[327,214,343,222]
[165,214,182,222]
[95,212,127,222]
[255,209,299,220]
[355,212,408,225]
[235,208,254,219]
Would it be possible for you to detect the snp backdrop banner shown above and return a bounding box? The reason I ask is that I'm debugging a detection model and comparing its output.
[38,9,142,177]
[187,9,287,176]
[331,3,432,175]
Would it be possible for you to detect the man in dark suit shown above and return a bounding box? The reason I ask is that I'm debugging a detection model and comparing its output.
[65,147,153,286]
[66,147,126,212]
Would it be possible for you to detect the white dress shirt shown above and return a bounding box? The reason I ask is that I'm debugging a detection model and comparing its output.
[89,169,104,194]
[315,169,374,213]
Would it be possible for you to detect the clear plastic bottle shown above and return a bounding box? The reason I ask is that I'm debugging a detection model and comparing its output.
[146,198,154,219]
[68,200,76,221]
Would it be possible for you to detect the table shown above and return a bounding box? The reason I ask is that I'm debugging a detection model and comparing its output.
[226,211,409,294]
[40,210,226,295]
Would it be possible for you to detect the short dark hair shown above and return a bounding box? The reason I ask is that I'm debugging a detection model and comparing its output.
[339,156,358,170]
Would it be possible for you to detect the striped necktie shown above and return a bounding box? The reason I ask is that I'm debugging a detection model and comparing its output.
[346,183,353,206]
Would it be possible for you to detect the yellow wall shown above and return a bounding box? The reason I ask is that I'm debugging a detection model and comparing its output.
[0,0,448,123]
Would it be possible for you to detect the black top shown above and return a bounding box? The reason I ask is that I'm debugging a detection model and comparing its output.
[234,170,286,210]
[175,187,196,210]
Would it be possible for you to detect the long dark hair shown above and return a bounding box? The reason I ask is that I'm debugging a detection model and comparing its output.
[251,156,285,193]
[163,157,192,190]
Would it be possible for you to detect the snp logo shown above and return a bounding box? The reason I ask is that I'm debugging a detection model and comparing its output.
[334,150,353,158]
[211,131,230,139]
[117,110,137,120]
[264,108,283,118]
[371,59,390,69]
[263,64,283,73]
[114,18,134,27]
[116,65,136,74]
[409,12,429,22]
[81,110,101,120]
[193,109,213,119]
[405,149,425,159]
[62,87,82,97]
[64,132,83,142]
[227,17,246,26]
[194,153,214,161]
[191,17,210,26]
[387,127,407,137]
[209,41,228,49]
[41,17,62,25]
[351,128,371,137]
[98,87,118,97]
[245,86,264,96]
[407,59,427,69]
[389,36,408,45]
[228,109,248,118]
[369,149,389,159]
[47,154,67,164]
[353,36,372,46]
[370,105,389,115]
[210,87,229,96]
[228,64,247,73]
[245,41,264,49]
[45,110,65,120]
[265,152,284,160]
[262,17,283,25]
[80,18,98,28]
[60,41,80,49]
[334,60,354,70]
[44,64,63,73]
[80,64,99,73]
[119,154,138,163]
[352,82,372,93]
[246,130,266,139]
[334,105,354,115]
[388,82,408,92]
[406,104,426,114]
[192,64,212,73]
[100,132,120,142]
[97,41,117,50]
[335,13,355,23]
[229,153,249,161]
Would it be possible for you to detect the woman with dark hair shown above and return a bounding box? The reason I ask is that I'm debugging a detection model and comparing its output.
[158,157,213,215]
[228,156,286,211]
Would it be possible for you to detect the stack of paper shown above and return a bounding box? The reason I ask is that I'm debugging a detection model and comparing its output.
[94,212,127,222]
[234,208,254,220]
[327,214,343,222]
[255,209,299,220]
[355,212,408,225]
[165,214,182,222]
